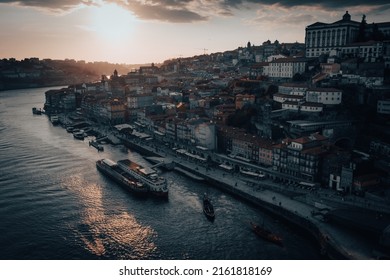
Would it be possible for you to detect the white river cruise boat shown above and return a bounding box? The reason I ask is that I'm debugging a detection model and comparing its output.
[117,159,168,198]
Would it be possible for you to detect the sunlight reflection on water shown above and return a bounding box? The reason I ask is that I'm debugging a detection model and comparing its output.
[62,173,157,259]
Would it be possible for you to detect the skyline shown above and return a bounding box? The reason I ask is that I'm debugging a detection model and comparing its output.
[1,1,390,64]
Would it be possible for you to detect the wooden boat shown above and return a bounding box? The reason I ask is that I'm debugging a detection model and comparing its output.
[250,221,283,246]
[203,194,215,220]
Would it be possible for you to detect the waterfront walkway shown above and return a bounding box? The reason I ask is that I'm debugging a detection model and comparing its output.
[173,157,380,259]
[121,135,388,259]
[86,124,388,259]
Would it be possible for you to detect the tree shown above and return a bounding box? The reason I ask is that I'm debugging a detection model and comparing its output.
[293,73,306,82]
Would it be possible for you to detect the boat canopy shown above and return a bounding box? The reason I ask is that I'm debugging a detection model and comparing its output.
[102,159,117,167]
[219,163,233,170]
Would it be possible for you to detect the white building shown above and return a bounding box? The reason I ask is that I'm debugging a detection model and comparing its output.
[300,102,324,113]
[265,57,308,79]
[282,101,323,113]
[341,41,384,62]
[306,11,390,58]
[273,93,304,104]
[278,83,308,95]
[305,11,360,58]
[306,88,342,105]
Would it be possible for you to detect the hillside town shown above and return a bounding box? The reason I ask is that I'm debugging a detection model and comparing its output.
[41,12,390,200]
[13,10,388,259]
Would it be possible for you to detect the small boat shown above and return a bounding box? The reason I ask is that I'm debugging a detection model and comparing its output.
[50,115,59,125]
[32,107,42,115]
[250,221,283,246]
[66,126,75,133]
[89,140,104,151]
[203,194,215,220]
[73,130,85,140]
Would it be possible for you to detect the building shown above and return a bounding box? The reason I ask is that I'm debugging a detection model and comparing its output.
[341,41,384,62]
[216,126,273,166]
[265,57,308,79]
[107,99,126,125]
[273,133,328,182]
[44,88,76,113]
[305,88,342,105]
[127,93,153,109]
[278,83,308,95]
[322,148,351,191]
[305,11,360,58]
[377,100,390,115]
[273,93,305,104]
[305,11,390,58]
[175,118,216,150]
[235,94,256,109]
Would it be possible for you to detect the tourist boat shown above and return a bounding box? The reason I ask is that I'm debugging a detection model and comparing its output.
[117,159,168,198]
[203,193,215,220]
[250,221,283,246]
[96,159,147,195]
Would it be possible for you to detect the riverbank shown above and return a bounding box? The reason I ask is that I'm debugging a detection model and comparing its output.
[119,136,384,259]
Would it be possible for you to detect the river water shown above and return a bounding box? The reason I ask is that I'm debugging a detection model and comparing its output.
[0,87,322,260]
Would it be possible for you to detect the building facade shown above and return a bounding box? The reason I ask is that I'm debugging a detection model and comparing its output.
[306,11,390,58]
[273,134,328,182]
[306,88,342,105]
[265,57,308,79]
[305,11,360,58]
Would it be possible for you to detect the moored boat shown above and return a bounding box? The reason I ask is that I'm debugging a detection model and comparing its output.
[32,107,42,115]
[50,115,59,125]
[89,140,104,151]
[203,193,215,220]
[96,159,148,195]
[250,221,283,246]
[117,159,168,198]
[73,130,85,140]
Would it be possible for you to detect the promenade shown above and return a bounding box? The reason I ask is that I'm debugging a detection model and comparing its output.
[172,156,378,259]
[77,121,388,260]
[115,133,388,260]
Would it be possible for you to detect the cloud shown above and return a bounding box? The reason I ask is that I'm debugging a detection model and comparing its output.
[0,0,96,11]
[108,0,208,23]
[1,0,389,22]
[220,0,390,9]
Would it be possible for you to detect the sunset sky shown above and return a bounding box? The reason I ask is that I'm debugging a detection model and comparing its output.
[1,0,389,64]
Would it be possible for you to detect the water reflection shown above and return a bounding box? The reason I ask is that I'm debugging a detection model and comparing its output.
[62,173,157,259]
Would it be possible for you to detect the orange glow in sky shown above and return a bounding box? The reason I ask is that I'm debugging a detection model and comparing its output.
[0,1,389,64]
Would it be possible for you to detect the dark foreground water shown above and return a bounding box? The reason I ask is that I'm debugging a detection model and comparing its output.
[0,87,322,260]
